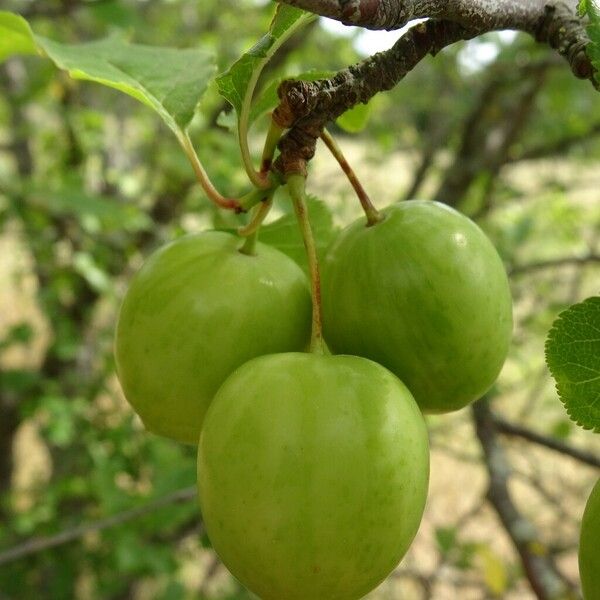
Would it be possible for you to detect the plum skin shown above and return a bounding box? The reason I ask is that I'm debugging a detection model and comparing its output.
[198,352,430,600]
[321,200,513,413]
[115,231,311,444]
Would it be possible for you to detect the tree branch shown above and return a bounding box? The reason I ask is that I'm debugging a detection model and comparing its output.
[273,19,475,174]
[509,253,600,275]
[434,56,550,208]
[273,1,594,175]
[507,122,600,162]
[0,487,198,566]
[278,0,591,78]
[278,0,580,38]
[278,0,542,29]
[472,399,571,600]
[494,417,600,468]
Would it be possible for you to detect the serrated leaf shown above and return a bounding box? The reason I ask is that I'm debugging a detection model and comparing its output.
[260,195,337,274]
[337,101,373,134]
[216,5,315,117]
[0,12,37,62]
[584,0,600,79]
[0,12,216,136]
[545,296,600,433]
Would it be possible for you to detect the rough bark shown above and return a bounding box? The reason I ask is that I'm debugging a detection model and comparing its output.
[273,0,594,176]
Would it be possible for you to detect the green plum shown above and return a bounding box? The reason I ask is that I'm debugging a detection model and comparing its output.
[580,478,600,599]
[198,352,430,600]
[321,200,512,413]
[114,231,311,444]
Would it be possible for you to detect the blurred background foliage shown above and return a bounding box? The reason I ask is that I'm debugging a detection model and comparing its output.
[0,1,599,599]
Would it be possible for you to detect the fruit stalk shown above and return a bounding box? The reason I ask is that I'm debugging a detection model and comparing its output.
[320,129,382,226]
[238,196,274,255]
[287,174,325,354]
[260,117,284,176]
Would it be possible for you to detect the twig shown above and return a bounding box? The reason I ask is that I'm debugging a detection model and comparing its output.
[509,254,600,276]
[272,0,594,176]
[0,486,198,566]
[494,417,600,468]
[434,59,550,208]
[472,399,571,600]
[508,121,600,162]
[287,174,325,353]
[277,0,548,32]
[319,129,382,225]
[273,20,475,175]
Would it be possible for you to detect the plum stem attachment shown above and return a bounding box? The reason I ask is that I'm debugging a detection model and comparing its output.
[238,197,274,238]
[287,173,325,355]
[179,131,244,212]
[320,129,382,226]
[238,194,275,256]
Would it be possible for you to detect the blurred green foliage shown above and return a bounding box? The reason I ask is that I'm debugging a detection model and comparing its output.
[0,1,599,599]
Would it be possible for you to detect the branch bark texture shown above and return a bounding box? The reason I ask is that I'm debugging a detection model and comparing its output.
[273,0,594,175]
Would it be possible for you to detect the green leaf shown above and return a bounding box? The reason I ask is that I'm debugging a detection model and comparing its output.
[0,12,37,62]
[260,195,337,274]
[216,5,315,117]
[545,296,600,433]
[0,12,216,135]
[37,35,216,134]
[216,109,238,132]
[584,0,600,81]
[88,0,139,28]
[337,101,373,134]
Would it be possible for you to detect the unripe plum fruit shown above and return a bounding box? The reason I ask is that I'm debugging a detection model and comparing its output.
[198,352,430,600]
[321,201,513,413]
[115,231,311,444]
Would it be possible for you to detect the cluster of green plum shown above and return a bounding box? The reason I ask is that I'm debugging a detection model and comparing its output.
[115,200,513,600]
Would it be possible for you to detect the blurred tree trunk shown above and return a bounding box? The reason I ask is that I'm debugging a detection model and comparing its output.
[433,59,550,210]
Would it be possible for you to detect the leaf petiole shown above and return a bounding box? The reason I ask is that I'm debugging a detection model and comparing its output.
[179,131,243,212]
